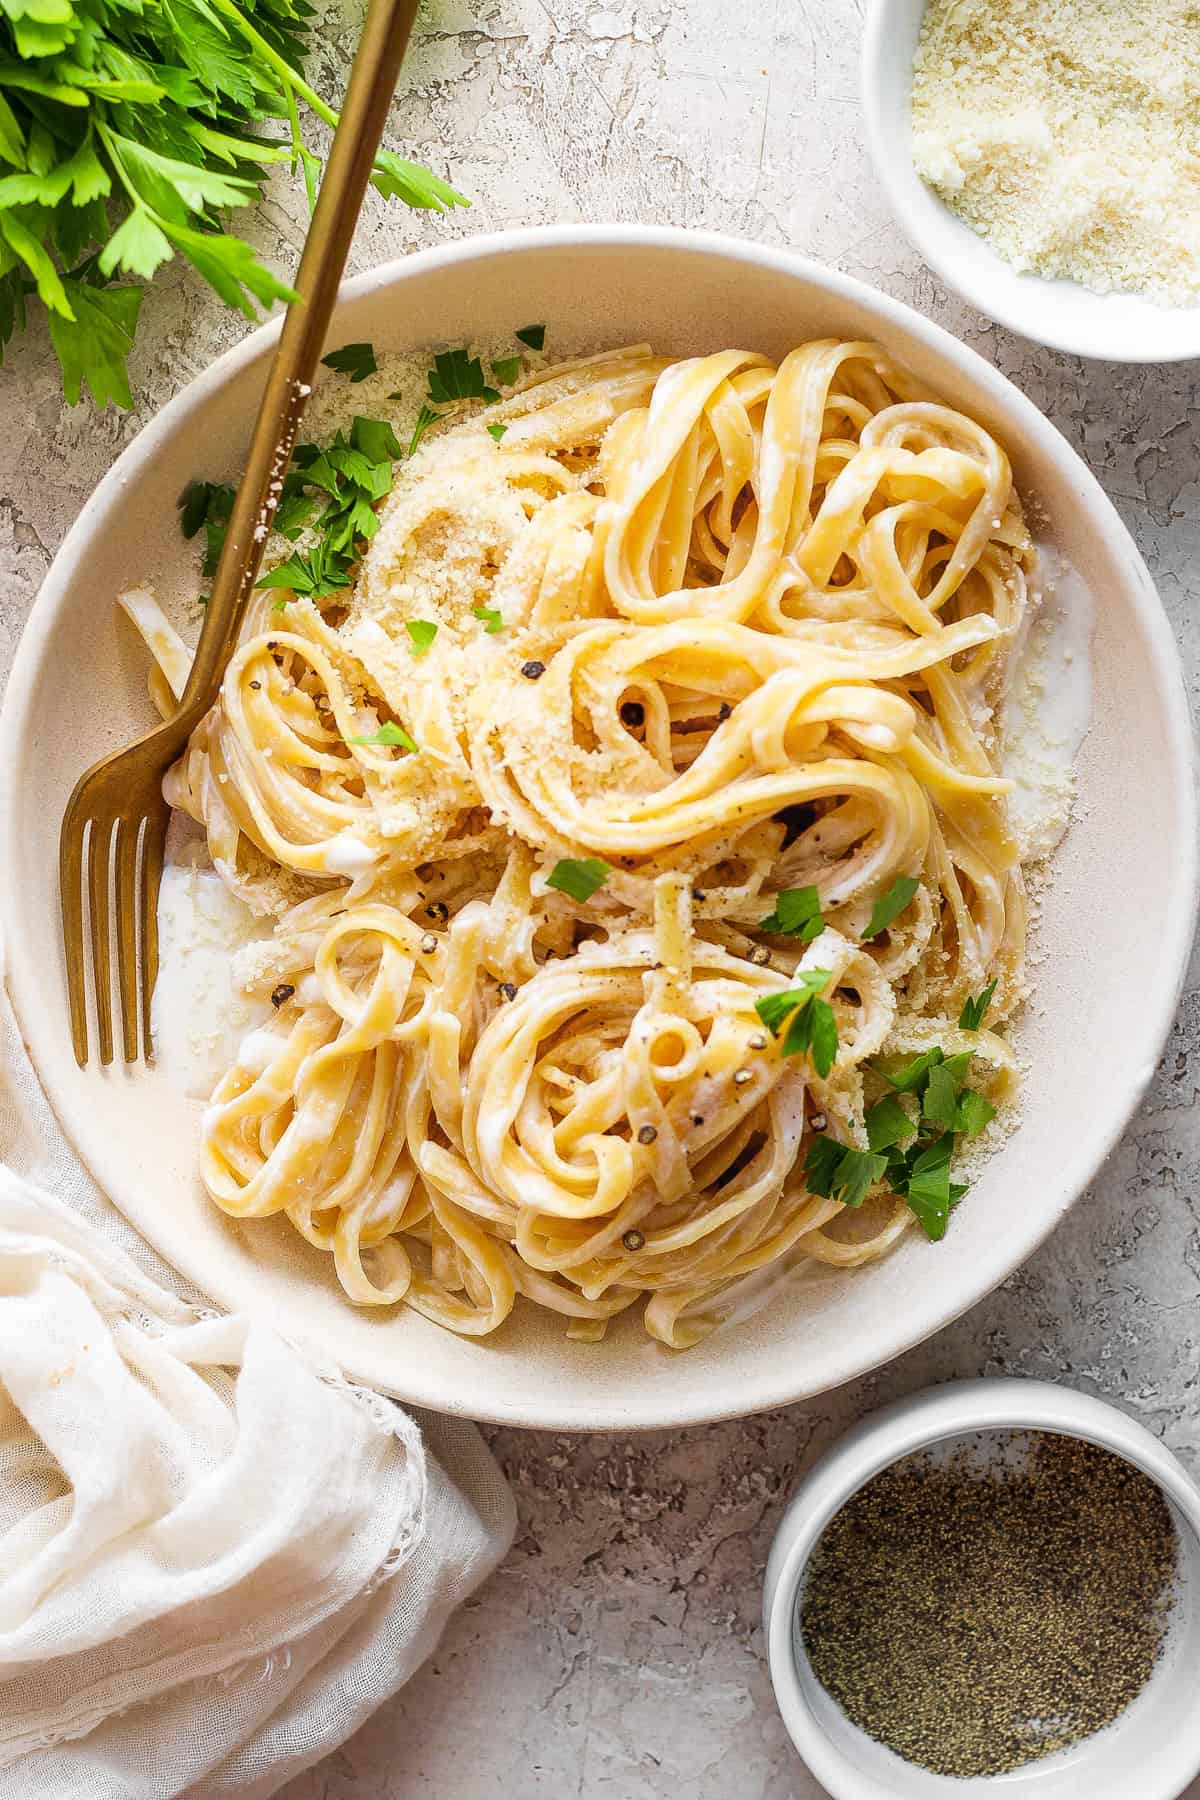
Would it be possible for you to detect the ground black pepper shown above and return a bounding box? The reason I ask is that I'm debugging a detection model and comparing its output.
[800,1432,1179,1779]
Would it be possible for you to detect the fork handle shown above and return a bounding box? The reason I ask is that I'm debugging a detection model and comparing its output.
[180,0,422,713]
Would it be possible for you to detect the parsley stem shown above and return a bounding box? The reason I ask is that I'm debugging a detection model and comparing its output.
[204,0,340,132]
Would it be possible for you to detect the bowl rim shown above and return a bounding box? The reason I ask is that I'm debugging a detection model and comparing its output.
[859,0,1200,364]
[763,1377,1200,1798]
[2,223,1197,1429]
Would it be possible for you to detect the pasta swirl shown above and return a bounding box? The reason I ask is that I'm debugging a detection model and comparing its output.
[138,339,1042,1346]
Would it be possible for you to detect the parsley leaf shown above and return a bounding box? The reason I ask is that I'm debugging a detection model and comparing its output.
[472,604,503,633]
[872,1046,945,1094]
[486,421,507,443]
[515,323,545,350]
[348,721,417,752]
[754,971,832,1037]
[754,974,839,1078]
[177,480,235,577]
[179,479,218,542]
[255,542,349,598]
[923,1056,974,1128]
[491,355,521,386]
[351,416,403,463]
[804,1136,888,1209]
[956,1089,996,1137]
[902,1133,958,1241]
[46,280,142,409]
[959,981,998,1031]
[321,342,377,383]
[427,347,500,405]
[546,858,610,903]
[759,886,824,941]
[369,152,467,213]
[863,875,920,941]
[865,1095,917,1152]
[406,619,438,656]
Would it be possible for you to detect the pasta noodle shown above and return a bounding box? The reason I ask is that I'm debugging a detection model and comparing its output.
[137,339,1039,1348]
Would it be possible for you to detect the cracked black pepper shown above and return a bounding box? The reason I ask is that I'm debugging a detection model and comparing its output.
[800,1432,1179,1779]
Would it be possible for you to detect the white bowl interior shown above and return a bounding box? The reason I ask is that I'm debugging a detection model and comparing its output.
[766,1383,1200,1800]
[862,0,1200,361]
[0,229,1195,1429]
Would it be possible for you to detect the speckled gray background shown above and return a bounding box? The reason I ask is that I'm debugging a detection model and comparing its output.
[3,3,1199,1795]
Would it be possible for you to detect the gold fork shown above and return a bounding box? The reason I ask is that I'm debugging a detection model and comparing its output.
[60,0,421,1068]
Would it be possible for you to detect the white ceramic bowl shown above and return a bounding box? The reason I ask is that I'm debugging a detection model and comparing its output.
[861,0,1200,361]
[764,1379,1200,1800]
[0,226,1196,1429]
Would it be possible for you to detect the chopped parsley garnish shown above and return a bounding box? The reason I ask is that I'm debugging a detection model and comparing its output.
[956,1089,996,1137]
[486,422,508,443]
[546,858,610,903]
[406,620,438,656]
[472,605,504,633]
[515,323,546,351]
[959,981,998,1031]
[900,1134,963,1241]
[754,971,838,1079]
[872,1046,945,1094]
[862,875,920,941]
[860,1043,997,1239]
[407,404,442,456]
[864,1095,917,1152]
[804,1137,888,1210]
[186,407,404,602]
[351,416,404,463]
[178,480,235,578]
[256,542,351,599]
[491,356,522,386]
[759,885,824,942]
[427,348,500,405]
[348,721,417,752]
[321,342,378,383]
[922,1055,974,1128]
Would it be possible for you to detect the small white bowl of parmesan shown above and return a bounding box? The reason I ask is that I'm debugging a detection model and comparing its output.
[862,0,1200,361]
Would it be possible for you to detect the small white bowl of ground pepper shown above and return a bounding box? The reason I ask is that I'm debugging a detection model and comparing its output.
[764,1379,1200,1799]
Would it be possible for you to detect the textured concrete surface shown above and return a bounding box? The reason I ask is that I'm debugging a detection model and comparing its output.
[3,2,1200,1796]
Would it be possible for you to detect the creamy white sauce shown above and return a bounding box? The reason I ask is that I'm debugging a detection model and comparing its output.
[998,546,1093,861]
[323,831,379,876]
[152,847,275,1099]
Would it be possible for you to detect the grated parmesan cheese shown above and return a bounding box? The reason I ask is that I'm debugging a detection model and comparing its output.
[911,0,1200,304]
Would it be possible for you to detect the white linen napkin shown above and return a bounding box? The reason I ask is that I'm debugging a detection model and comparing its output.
[0,952,515,1799]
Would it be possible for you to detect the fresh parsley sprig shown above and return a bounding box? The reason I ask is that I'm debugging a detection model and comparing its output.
[0,0,467,407]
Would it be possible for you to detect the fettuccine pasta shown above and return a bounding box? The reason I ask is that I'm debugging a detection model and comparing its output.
[138,339,1040,1347]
